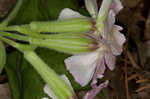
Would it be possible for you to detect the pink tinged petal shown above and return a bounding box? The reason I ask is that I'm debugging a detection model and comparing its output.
[101,10,115,42]
[107,10,115,30]
[113,25,126,47]
[111,0,123,14]
[64,51,100,86]
[102,10,125,55]
[104,52,116,71]
[85,0,98,18]
[58,8,86,20]
[84,80,109,99]
[91,56,106,88]
[110,25,126,55]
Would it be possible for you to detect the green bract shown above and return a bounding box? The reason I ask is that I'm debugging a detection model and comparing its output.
[0,41,6,73]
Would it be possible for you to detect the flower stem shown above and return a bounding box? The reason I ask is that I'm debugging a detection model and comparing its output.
[0,0,23,29]
[0,31,30,42]
[24,51,74,99]
[0,36,34,52]
[0,41,6,73]
[4,25,41,38]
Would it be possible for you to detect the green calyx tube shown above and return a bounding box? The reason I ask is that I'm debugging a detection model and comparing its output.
[30,33,96,54]
[30,18,93,33]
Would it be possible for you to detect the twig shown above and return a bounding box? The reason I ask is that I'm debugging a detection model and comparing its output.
[124,63,130,99]
[127,51,141,69]
[136,85,150,92]
[128,73,139,81]
[136,79,150,83]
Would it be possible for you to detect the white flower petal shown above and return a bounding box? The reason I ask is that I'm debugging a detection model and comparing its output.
[58,8,86,20]
[107,10,115,30]
[85,0,98,18]
[111,0,123,14]
[101,10,125,56]
[91,56,106,87]
[65,51,100,86]
[101,10,115,42]
[43,84,58,99]
[110,25,125,55]
[60,75,74,92]
[113,25,126,47]
[43,75,73,99]
[98,0,112,18]
[41,97,49,99]
[104,52,116,70]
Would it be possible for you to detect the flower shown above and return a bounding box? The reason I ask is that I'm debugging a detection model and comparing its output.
[59,0,126,98]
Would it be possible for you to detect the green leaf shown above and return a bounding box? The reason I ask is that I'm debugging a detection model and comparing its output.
[0,41,6,73]
[6,51,47,99]
[10,0,78,24]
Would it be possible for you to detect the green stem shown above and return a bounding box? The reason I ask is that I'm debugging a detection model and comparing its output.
[0,41,6,73]
[0,31,30,42]
[0,0,23,29]
[4,25,41,38]
[30,18,92,33]
[24,51,74,99]
[0,36,34,52]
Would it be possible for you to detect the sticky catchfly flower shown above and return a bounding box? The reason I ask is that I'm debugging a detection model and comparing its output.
[61,0,126,98]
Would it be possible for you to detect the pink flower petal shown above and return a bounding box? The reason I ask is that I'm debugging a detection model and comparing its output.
[110,25,126,55]
[102,10,126,55]
[111,0,123,14]
[113,25,126,47]
[101,10,115,41]
[64,51,100,86]
[104,52,116,71]
[84,80,109,99]
[91,56,106,88]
